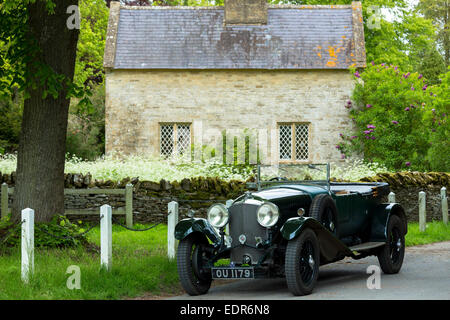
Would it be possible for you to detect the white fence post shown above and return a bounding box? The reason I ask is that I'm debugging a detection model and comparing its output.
[388,192,396,203]
[100,205,112,270]
[441,187,448,225]
[419,191,426,232]
[1,183,8,219]
[168,201,179,260]
[21,208,34,283]
[125,183,133,228]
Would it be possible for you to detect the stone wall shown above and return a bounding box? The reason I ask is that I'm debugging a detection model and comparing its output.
[1,171,448,224]
[1,173,249,224]
[359,172,450,223]
[386,186,444,223]
[105,69,355,163]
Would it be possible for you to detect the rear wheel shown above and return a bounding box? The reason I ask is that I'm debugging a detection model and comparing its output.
[177,233,212,295]
[285,228,320,296]
[377,215,405,274]
[310,194,339,236]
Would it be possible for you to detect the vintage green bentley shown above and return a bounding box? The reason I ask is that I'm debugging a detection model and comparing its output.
[174,164,407,296]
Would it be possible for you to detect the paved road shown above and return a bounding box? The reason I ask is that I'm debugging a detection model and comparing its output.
[168,242,450,300]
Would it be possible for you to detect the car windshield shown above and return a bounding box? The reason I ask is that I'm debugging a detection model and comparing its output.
[251,163,330,191]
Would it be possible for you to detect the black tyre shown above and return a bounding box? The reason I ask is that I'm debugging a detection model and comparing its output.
[285,228,320,296]
[377,215,405,274]
[310,194,339,236]
[177,233,212,295]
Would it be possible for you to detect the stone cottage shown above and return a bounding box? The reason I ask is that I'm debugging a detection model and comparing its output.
[103,0,366,164]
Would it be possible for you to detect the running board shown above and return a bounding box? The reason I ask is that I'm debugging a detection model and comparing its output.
[349,242,385,252]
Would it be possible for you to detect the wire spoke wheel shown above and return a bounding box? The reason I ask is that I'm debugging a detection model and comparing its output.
[377,215,405,274]
[299,240,315,285]
[177,233,212,295]
[285,228,320,296]
[389,227,402,264]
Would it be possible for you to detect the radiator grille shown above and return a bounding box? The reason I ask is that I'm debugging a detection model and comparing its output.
[229,202,267,264]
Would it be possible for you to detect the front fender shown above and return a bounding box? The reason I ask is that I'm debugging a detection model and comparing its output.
[370,203,408,242]
[174,218,221,245]
[281,217,352,264]
[280,216,320,241]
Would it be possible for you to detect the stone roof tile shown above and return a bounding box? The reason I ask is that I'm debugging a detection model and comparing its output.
[106,4,365,70]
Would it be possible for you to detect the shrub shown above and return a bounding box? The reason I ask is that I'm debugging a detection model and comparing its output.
[426,68,449,171]
[339,63,441,171]
[0,214,90,249]
[66,83,105,160]
[0,94,22,154]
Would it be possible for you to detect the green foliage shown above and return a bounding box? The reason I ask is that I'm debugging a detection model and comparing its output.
[0,214,90,249]
[338,63,439,171]
[74,0,109,88]
[66,83,105,160]
[0,93,22,153]
[427,67,450,171]
[0,0,85,101]
[414,47,447,85]
[400,12,446,84]
[417,0,450,67]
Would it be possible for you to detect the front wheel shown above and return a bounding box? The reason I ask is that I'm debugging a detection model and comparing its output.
[285,228,320,296]
[377,215,405,274]
[177,233,212,295]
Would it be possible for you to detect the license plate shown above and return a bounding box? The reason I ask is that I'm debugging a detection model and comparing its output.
[211,267,254,279]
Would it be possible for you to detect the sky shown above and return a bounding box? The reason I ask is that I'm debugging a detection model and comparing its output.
[383,0,419,22]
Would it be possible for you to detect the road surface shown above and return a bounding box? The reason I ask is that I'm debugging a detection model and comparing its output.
[168,241,450,300]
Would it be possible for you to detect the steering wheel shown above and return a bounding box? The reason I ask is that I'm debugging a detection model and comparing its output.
[269,177,289,182]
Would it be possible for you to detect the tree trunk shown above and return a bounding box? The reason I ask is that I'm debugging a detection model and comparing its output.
[13,0,80,223]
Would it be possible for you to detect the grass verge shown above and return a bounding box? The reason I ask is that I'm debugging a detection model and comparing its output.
[405,221,450,247]
[0,224,181,300]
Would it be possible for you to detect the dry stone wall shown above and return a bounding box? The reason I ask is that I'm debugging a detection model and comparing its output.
[1,171,448,224]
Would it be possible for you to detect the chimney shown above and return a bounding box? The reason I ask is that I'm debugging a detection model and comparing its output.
[224,0,268,25]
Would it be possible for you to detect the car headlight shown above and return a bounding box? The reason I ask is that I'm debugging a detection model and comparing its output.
[257,203,280,227]
[207,204,229,228]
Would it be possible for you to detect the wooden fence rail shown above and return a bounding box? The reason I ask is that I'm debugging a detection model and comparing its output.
[1,183,133,227]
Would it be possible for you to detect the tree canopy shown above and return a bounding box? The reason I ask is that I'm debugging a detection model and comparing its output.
[0,0,448,224]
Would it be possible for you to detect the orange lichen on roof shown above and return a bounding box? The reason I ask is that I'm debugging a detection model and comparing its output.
[328,46,338,58]
[326,46,341,67]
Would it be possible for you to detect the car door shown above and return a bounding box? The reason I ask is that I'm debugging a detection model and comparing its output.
[333,193,353,238]
[334,192,369,239]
